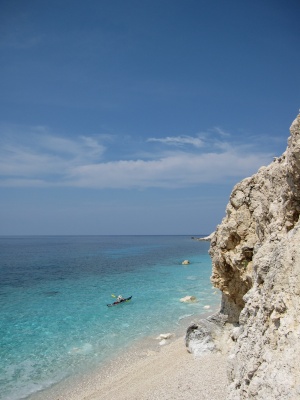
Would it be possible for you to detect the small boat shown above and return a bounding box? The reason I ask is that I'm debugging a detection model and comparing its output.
[107,296,132,307]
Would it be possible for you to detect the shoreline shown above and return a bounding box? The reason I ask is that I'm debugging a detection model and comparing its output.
[28,309,228,400]
[28,337,228,400]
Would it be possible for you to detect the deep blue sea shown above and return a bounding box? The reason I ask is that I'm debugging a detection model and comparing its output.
[0,235,220,400]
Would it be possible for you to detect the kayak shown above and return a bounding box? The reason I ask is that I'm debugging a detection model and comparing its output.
[107,296,132,307]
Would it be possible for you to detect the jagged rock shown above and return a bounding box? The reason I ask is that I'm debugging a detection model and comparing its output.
[208,114,300,399]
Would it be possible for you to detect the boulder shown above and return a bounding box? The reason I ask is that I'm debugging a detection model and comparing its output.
[185,315,226,356]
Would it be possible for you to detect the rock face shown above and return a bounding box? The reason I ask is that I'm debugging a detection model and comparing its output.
[209,114,300,399]
[186,114,300,399]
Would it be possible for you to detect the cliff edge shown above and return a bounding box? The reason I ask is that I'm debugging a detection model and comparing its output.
[187,114,300,399]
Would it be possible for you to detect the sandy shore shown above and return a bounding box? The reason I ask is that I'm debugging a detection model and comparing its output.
[29,334,228,400]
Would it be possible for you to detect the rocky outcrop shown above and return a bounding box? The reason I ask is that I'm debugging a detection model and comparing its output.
[186,114,300,399]
[195,233,214,241]
[210,116,300,321]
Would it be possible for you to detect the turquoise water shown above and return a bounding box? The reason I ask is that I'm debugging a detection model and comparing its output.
[0,236,220,400]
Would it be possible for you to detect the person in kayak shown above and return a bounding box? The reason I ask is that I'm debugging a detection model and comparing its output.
[117,295,124,302]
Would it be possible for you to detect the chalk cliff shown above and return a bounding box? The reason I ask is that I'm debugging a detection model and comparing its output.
[187,114,300,399]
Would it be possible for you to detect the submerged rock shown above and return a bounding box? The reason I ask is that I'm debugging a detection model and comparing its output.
[180,295,197,303]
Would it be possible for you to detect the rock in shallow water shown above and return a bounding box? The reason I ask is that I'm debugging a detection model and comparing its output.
[182,260,190,265]
[180,295,197,303]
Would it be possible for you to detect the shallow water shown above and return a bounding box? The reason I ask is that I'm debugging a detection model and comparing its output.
[0,236,220,400]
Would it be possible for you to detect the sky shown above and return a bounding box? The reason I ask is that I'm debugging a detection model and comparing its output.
[0,0,299,235]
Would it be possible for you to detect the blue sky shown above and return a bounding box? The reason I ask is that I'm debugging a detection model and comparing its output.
[0,0,299,235]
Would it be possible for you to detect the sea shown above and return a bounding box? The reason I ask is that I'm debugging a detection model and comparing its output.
[0,235,220,400]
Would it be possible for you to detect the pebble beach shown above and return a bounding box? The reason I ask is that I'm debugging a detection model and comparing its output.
[28,334,228,400]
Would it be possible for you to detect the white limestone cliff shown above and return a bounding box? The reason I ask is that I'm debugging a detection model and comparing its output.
[186,114,300,399]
